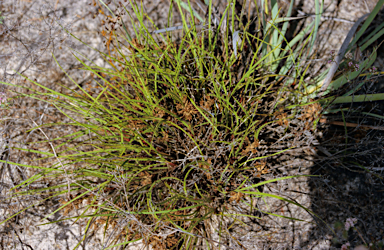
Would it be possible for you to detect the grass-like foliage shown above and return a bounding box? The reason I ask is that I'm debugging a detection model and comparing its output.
[1,0,384,249]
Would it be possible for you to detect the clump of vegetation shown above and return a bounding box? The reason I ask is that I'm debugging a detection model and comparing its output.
[1,0,383,249]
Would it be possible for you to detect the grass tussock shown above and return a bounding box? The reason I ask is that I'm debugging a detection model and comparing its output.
[1,0,384,249]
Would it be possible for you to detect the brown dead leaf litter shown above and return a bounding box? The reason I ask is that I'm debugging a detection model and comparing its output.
[0,0,383,249]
